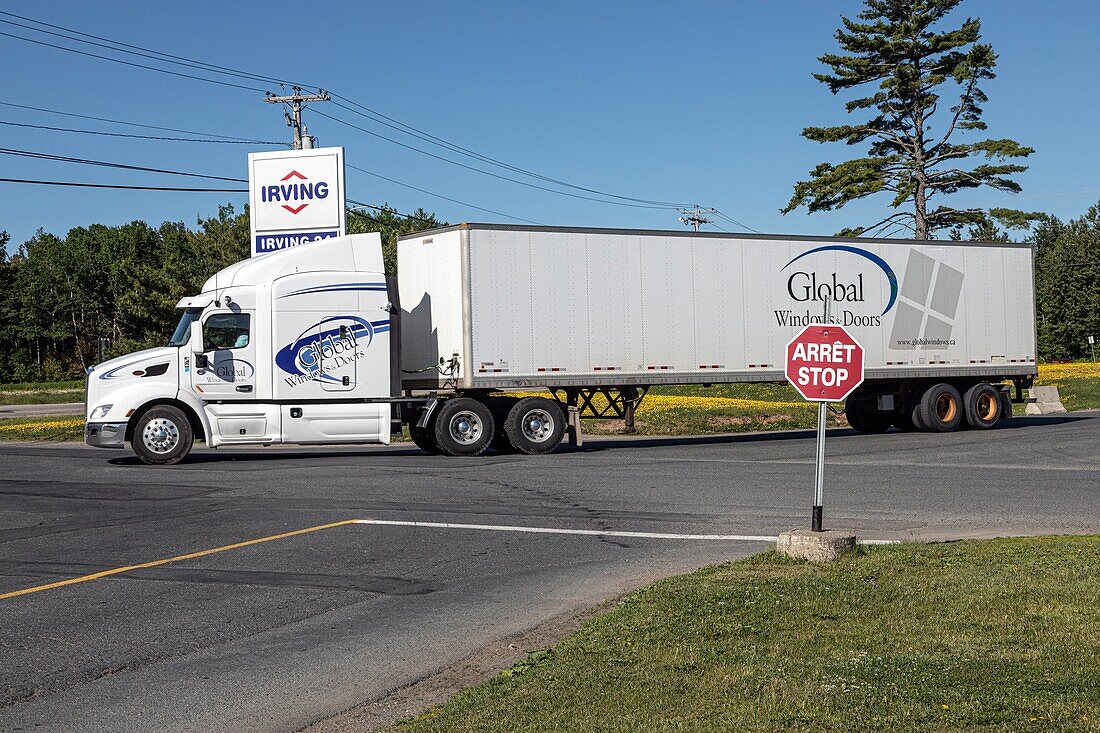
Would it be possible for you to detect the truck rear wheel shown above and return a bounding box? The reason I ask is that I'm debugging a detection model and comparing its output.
[132,405,193,465]
[919,383,963,432]
[433,398,494,456]
[964,383,1002,429]
[409,422,441,454]
[487,397,519,453]
[503,397,565,455]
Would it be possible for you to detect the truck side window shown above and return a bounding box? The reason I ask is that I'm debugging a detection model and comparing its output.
[204,313,250,350]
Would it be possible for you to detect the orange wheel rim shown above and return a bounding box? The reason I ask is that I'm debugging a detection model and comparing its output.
[936,393,957,422]
[977,393,997,421]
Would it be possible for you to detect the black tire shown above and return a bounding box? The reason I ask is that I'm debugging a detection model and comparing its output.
[409,422,441,454]
[844,389,890,433]
[890,410,917,431]
[964,383,1002,429]
[910,396,928,432]
[503,397,566,455]
[131,405,193,465]
[432,398,495,456]
[486,397,519,453]
[919,383,963,432]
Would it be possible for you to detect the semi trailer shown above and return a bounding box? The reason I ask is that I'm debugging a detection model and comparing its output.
[85,224,1037,464]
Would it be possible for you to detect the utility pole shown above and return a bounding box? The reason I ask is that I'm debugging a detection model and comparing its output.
[678,206,715,232]
[264,86,330,149]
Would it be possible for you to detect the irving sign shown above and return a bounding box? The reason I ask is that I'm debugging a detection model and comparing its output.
[247,147,347,257]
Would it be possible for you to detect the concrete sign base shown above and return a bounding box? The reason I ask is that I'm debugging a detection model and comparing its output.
[777,529,856,563]
[1025,386,1067,415]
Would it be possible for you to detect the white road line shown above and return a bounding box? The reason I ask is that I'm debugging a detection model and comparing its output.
[351,519,777,542]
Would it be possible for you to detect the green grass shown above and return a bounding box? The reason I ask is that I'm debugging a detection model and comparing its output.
[0,416,84,441]
[1039,377,1100,412]
[0,380,83,405]
[395,536,1100,732]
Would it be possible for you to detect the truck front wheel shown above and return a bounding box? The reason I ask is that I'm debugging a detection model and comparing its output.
[433,398,495,456]
[131,405,193,465]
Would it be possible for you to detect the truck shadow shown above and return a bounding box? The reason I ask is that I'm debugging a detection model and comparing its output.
[561,413,1095,453]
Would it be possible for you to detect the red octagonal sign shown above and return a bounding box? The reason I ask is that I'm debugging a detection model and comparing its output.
[785,324,865,402]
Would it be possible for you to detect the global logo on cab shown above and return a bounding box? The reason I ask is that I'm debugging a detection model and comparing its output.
[260,170,330,215]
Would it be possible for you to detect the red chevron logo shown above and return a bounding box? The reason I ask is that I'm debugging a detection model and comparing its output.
[281,170,308,181]
[282,203,308,214]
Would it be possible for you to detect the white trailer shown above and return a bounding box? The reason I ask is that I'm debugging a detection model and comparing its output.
[85,225,1037,464]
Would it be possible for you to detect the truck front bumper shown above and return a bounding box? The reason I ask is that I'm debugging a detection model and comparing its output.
[85,422,126,449]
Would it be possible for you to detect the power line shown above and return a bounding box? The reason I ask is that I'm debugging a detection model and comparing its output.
[0,29,267,92]
[0,147,247,183]
[0,119,284,145]
[0,100,280,141]
[711,208,763,234]
[346,163,540,225]
[0,177,246,192]
[0,11,316,90]
[316,109,676,210]
[346,199,439,225]
[330,97,693,208]
[1,10,695,209]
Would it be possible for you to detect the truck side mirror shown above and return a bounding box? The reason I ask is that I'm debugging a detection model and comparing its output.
[191,321,204,355]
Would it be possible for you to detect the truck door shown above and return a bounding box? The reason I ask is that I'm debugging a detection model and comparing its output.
[193,312,257,397]
[319,317,357,392]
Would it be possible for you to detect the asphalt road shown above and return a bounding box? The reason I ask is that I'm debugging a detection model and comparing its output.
[1,413,1097,732]
[0,403,83,418]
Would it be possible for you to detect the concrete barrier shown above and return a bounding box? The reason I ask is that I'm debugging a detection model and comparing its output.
[1025,386,1067,415]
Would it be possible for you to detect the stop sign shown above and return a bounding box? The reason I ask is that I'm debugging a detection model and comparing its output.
[785,324,865,402]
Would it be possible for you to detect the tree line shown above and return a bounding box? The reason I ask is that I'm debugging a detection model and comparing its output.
[0,204,441,382]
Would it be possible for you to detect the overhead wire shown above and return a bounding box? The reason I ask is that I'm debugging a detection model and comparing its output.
[0,178,246,192]
[0,119,285,145]
[0,100,282,141]
[315,108,676,210]
[0,11,316,90]
[346,163,540,225]
[0,147,247,183]
[1,10,763,228]
[0,29,268,92]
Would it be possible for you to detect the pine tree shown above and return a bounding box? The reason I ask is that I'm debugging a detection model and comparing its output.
[783,0,1038,239]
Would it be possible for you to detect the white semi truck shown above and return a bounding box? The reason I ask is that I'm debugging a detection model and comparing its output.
[85,225,1037,464]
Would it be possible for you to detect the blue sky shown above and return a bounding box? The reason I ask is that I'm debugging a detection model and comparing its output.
[1,0,1097,247]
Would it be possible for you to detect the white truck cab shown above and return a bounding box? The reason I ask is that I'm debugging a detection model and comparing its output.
[86,233,399,464]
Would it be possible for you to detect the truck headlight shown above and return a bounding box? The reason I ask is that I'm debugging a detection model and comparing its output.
[89,404,113,420]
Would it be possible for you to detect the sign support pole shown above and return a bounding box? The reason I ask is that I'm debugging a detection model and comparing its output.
[811,296,831,532]
[812,400,826,532]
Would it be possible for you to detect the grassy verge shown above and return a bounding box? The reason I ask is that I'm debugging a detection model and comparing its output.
[0,417,84,441]
[0,380,83,405]
[396,536,1100,732]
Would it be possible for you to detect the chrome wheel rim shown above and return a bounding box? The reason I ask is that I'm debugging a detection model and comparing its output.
[142,417,180,454]
[449,411,483,445]
[521,408,554,443]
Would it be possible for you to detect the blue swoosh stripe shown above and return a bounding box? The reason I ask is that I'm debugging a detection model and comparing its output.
[278,282,388,298]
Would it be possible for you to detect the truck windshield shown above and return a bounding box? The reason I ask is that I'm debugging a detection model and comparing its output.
[168,308,203,347]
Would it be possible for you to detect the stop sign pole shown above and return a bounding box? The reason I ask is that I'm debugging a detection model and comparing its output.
[785,322,865,532]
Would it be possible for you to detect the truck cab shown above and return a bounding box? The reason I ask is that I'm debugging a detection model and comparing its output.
[85,233,396,464]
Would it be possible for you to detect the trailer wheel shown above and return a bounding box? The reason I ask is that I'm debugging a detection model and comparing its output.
[131,405,193,465]
[919,383,963,432]
[487,397,519,453]
[964,383,1002,429]
[844,389,890,433]
[910,396,928,431]
[433,398,494,456]
[503,397,565,455]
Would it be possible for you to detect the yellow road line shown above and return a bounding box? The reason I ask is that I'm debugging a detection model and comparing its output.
[0,519,359,601]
